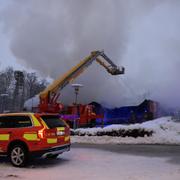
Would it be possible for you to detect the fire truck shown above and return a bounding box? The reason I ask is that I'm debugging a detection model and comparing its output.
[37,50,125,127]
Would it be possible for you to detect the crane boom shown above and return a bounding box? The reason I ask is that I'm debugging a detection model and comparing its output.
[38,50,125,112]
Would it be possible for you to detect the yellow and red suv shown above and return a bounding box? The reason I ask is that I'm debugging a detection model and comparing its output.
[0,113,70,167]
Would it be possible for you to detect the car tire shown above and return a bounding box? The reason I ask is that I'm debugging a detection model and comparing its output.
[9,144,28,167]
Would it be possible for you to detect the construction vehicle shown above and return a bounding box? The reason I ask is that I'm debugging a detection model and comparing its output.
[38,50,125,127]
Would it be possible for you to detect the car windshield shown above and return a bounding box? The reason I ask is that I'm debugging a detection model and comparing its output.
[41,115,66,129]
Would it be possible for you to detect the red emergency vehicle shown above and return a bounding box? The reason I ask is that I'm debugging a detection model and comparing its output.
[0,112,70,167]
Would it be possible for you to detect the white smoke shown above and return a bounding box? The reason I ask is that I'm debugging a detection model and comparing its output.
[121,1,180,109]
[1,0,180,109]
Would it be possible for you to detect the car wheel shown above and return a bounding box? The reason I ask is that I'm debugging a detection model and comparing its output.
[9,145,28,167]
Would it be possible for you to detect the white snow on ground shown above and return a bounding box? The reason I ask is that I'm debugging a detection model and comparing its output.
[72,117,180,145]
[0,148,180,180]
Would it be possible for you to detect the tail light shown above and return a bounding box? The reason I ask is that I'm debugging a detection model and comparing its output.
[38,128,45,139]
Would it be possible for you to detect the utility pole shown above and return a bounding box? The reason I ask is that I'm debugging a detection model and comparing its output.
[71,84,83,129]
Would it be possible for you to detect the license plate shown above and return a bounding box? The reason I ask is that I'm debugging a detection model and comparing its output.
[57,131,65,136]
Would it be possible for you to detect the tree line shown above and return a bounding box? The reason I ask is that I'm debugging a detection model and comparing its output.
[0,67,48,112]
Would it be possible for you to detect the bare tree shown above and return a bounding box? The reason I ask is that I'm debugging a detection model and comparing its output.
[25,72,47,99]
[0,67,47,112]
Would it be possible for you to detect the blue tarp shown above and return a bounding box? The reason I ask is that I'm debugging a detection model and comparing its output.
[90,100,153,125]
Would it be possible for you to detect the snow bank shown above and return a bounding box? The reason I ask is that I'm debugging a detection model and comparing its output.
[71,117,180,145]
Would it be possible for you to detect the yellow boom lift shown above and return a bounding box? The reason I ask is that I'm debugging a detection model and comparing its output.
[38,50,125,114]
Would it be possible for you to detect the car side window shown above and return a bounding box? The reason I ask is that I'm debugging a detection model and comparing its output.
[0,116,13,128]
[0,116,32,128]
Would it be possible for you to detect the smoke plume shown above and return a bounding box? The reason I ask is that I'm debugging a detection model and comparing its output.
[1,0,180,109]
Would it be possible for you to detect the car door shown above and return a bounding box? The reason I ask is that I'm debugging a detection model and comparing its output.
[0,116,13,153]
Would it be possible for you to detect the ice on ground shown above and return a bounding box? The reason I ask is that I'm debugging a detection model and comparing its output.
[72,117,180,145]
